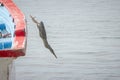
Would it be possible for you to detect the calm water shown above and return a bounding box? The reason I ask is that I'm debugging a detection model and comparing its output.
[13,0,120,80]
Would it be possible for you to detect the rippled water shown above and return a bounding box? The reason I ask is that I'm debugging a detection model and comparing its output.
[13,0,120,80]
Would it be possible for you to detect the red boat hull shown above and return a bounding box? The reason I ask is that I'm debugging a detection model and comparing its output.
[0,0,27,57]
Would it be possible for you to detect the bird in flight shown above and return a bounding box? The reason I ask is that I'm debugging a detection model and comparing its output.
[30,15,57,58]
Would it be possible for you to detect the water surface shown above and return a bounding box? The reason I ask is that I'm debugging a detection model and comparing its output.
[14,0,120,80]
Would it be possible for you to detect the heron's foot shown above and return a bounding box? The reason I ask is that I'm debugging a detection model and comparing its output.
[30,15,36,19]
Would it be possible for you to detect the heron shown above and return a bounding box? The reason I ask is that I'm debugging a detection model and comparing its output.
[30,15,57,58]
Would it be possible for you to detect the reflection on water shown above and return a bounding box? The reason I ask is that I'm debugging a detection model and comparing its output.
[14,0,120,80]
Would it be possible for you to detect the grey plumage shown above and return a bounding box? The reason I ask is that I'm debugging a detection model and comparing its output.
[30,15,57,58]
